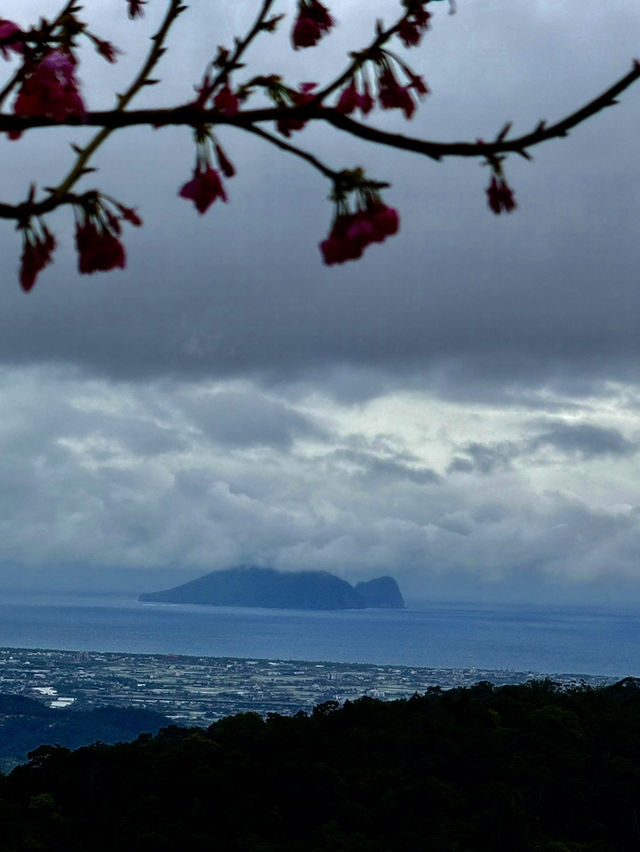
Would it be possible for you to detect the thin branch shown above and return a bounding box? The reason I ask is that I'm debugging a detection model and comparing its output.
[207,0,275,93]
[243,124,340,181]
[311,7,411,105]
[319,59,640,161]
[46,0,186,210]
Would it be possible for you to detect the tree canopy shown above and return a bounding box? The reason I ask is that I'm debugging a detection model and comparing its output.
[3,680,640,850]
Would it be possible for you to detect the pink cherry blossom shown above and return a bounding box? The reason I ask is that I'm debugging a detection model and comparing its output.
[277,82,318,137]
[397,6,431,48]
[320,215,363,265]
[116,205,143,227]
[179,166,227,214]
[377,68,416,119]
[337,78,375,116]
[336,79,359,114]
[291,0,334,49]
[0,20,23,60]
[75,221,126,274]
[213,84,239,116]
[320,203,400,265]
[13,50,86,125]
[368,203,400,241]
[20,225,56,292]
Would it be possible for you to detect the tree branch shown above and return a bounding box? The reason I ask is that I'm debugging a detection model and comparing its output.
[25,0,186,216]
[318,59,640,162]
[206,0,276,94]
[311,4,415,105]
[1,58,637,167]
[243,124,340,182]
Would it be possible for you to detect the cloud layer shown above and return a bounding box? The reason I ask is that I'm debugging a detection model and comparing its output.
[0,2,639,600]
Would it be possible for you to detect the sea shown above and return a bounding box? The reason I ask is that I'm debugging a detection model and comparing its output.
[0,593,638,678]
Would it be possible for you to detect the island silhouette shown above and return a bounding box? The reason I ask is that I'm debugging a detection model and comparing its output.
[139,566,405,610]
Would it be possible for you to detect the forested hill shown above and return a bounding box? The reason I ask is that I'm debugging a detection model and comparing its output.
[3,678,640,850]
[0,695,168,773]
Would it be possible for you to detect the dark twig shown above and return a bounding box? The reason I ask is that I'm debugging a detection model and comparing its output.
[207,0,276,93]
[243,124,340,181]
[311,6,416,105]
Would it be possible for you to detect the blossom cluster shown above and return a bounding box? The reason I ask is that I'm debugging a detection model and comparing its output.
[397,2,432,47]
[19,220,56,293]
[320,174,400,265]
[74,197,142,275]
[484,158,517,215]
[179,130,235,214]
[337,64,428,120]
[486,173,517,215]
[13,50,85,133]
[0,8,123,140]
[291,0,335,49]
[18,195,142,292]
[320,202,400,265]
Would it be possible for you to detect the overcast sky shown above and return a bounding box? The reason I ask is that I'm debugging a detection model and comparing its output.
[1,0,639,603]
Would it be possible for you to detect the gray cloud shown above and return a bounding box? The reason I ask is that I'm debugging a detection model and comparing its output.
[447,418,637,475]
[447,441,520,475]
[180,389,327,450]
[532,421,637,458]
[327,447,440,486]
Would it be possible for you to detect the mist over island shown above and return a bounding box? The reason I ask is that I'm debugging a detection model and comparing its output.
[139,566,405,610]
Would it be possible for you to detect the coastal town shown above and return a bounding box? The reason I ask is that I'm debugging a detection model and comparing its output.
[0,646,614,727]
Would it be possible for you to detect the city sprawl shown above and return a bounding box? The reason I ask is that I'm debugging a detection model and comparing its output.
[0,646,614,726]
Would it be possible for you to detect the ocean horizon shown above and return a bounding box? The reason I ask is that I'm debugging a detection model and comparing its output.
[0,593,637,679]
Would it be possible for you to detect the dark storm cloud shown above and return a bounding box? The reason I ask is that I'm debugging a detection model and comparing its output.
[328,447,440,485]
[531,421,637,459]
[447,441,520,475]
[180,389,327,449]
[445,418,637,475]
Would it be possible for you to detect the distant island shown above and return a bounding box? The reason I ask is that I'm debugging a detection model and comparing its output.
[139,567,405,610]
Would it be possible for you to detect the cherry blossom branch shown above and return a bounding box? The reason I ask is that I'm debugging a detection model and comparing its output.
[0,49,636,221]
[1,0,638,289]
[46,0,186,209]
[320,59,640,162]
[311,1,425,105]
[2,49,637,148]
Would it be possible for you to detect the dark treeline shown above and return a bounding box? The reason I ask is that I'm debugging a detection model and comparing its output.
[2,678,640,850]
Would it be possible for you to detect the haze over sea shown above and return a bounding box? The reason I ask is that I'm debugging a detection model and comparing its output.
[0,594,638,679]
